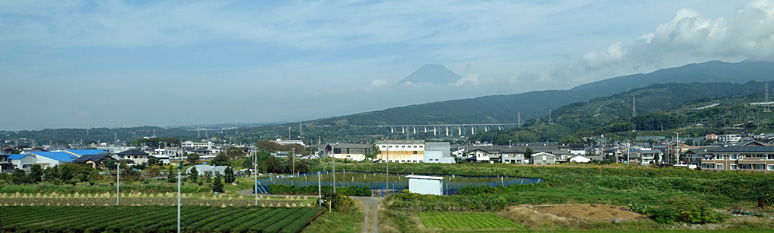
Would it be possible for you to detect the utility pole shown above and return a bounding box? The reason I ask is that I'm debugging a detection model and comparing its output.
[116,162,120,205]
[291,148,296,176]
[254,149,258,205]
[177,164,181,233]
[385,146,389,197]
[332,145,336,193]
[675,132,680,165]
[626,140,630,164]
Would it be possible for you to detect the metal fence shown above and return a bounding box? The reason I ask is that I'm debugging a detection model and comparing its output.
[256,170,542,196]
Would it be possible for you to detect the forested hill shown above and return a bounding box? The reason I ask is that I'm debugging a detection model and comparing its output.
[549,81,770,132]
[469,81,774,144]
[316,60,774,126]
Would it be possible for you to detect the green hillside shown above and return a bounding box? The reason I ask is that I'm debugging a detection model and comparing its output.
[470,81,774,145]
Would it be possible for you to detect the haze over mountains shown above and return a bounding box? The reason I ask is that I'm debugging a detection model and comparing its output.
[316,60,774,126]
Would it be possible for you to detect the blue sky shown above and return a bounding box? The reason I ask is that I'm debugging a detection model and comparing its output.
[2,0,773,130]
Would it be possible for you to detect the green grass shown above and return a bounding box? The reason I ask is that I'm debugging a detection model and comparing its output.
[419,212,525,231]
[302,209,363,233]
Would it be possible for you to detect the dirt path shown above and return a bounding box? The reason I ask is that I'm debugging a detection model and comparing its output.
[352,197,379,233]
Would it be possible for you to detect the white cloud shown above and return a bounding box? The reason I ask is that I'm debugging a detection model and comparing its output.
[582,42,627,67]
[552,0,774,87]
[369,79,387,89]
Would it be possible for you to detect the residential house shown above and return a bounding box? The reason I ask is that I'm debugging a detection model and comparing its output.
[467,145,560,164]
[699,146,774,172]
[466,149,495,163]
[568,144,586,155]
[718,134,742,143]
[531,152,556,165]
[375,140,425,163]
[0,154,11,172]
[638,149,663,165]
[9,154,36,172]
[116,149,149,165]
[73,153,116,170]
[150,154,170,165]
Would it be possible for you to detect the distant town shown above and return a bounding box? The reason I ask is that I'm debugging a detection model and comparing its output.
[3,131,774,173]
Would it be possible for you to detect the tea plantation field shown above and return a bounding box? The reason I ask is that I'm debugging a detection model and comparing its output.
[1,206,324,233]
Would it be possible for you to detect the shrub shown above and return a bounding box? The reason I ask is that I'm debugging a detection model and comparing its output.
[647,197,728,224]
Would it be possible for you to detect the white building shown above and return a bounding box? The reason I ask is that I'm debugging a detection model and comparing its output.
[569,155,591,163]
[325,143,373,161]
[9,154,36,171]
[531,152,556,165]
[274,139,306,147]
[407,175,443,195]
[182,141,213,149]
[375,140,425,163]
[424,142,455,164]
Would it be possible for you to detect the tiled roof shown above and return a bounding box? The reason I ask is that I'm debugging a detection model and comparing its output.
[708,146,774,153]
[117,149,149,155]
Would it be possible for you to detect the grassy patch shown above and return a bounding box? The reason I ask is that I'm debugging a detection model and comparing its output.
[302,209,363,233]
[419,212,525,231]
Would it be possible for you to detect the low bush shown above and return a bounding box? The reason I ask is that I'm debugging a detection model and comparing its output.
[641,197,728,224]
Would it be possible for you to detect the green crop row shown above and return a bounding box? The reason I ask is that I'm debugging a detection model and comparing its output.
[419,212,523,230]
[0,206,324,233]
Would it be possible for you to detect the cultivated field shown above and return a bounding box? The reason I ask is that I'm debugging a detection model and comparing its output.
[419,212,525,231]
[1,206,324,233]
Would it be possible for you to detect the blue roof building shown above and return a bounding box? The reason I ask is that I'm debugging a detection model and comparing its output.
[29,151,78,163]
[8,154,29,161]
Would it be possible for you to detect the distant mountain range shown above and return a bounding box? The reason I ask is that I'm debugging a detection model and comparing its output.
[318,60,774,126]
[398,64,462,85]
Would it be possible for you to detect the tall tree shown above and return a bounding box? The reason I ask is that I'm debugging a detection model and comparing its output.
[186,153,200,165]
[365,146,380,161]
[60,165,73,181]
[524,147,534,162]
[212,172,224,193]
[268,157,283,174]
[225,147,246,159]
[224,166,235,183]
[28,164,43,183]
[148,156,160,166]
[167,166,176,183]
[43,166,58,182]
[12,169,27,184]
[211,153,230,166]
[188,166,198,183]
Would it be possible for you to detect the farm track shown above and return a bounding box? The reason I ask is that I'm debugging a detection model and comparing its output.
[353,196,380,233]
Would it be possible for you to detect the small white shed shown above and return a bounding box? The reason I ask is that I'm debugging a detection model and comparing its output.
[406,175,444,195]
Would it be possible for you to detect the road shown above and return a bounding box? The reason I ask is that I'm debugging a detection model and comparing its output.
[352,197,380,233]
